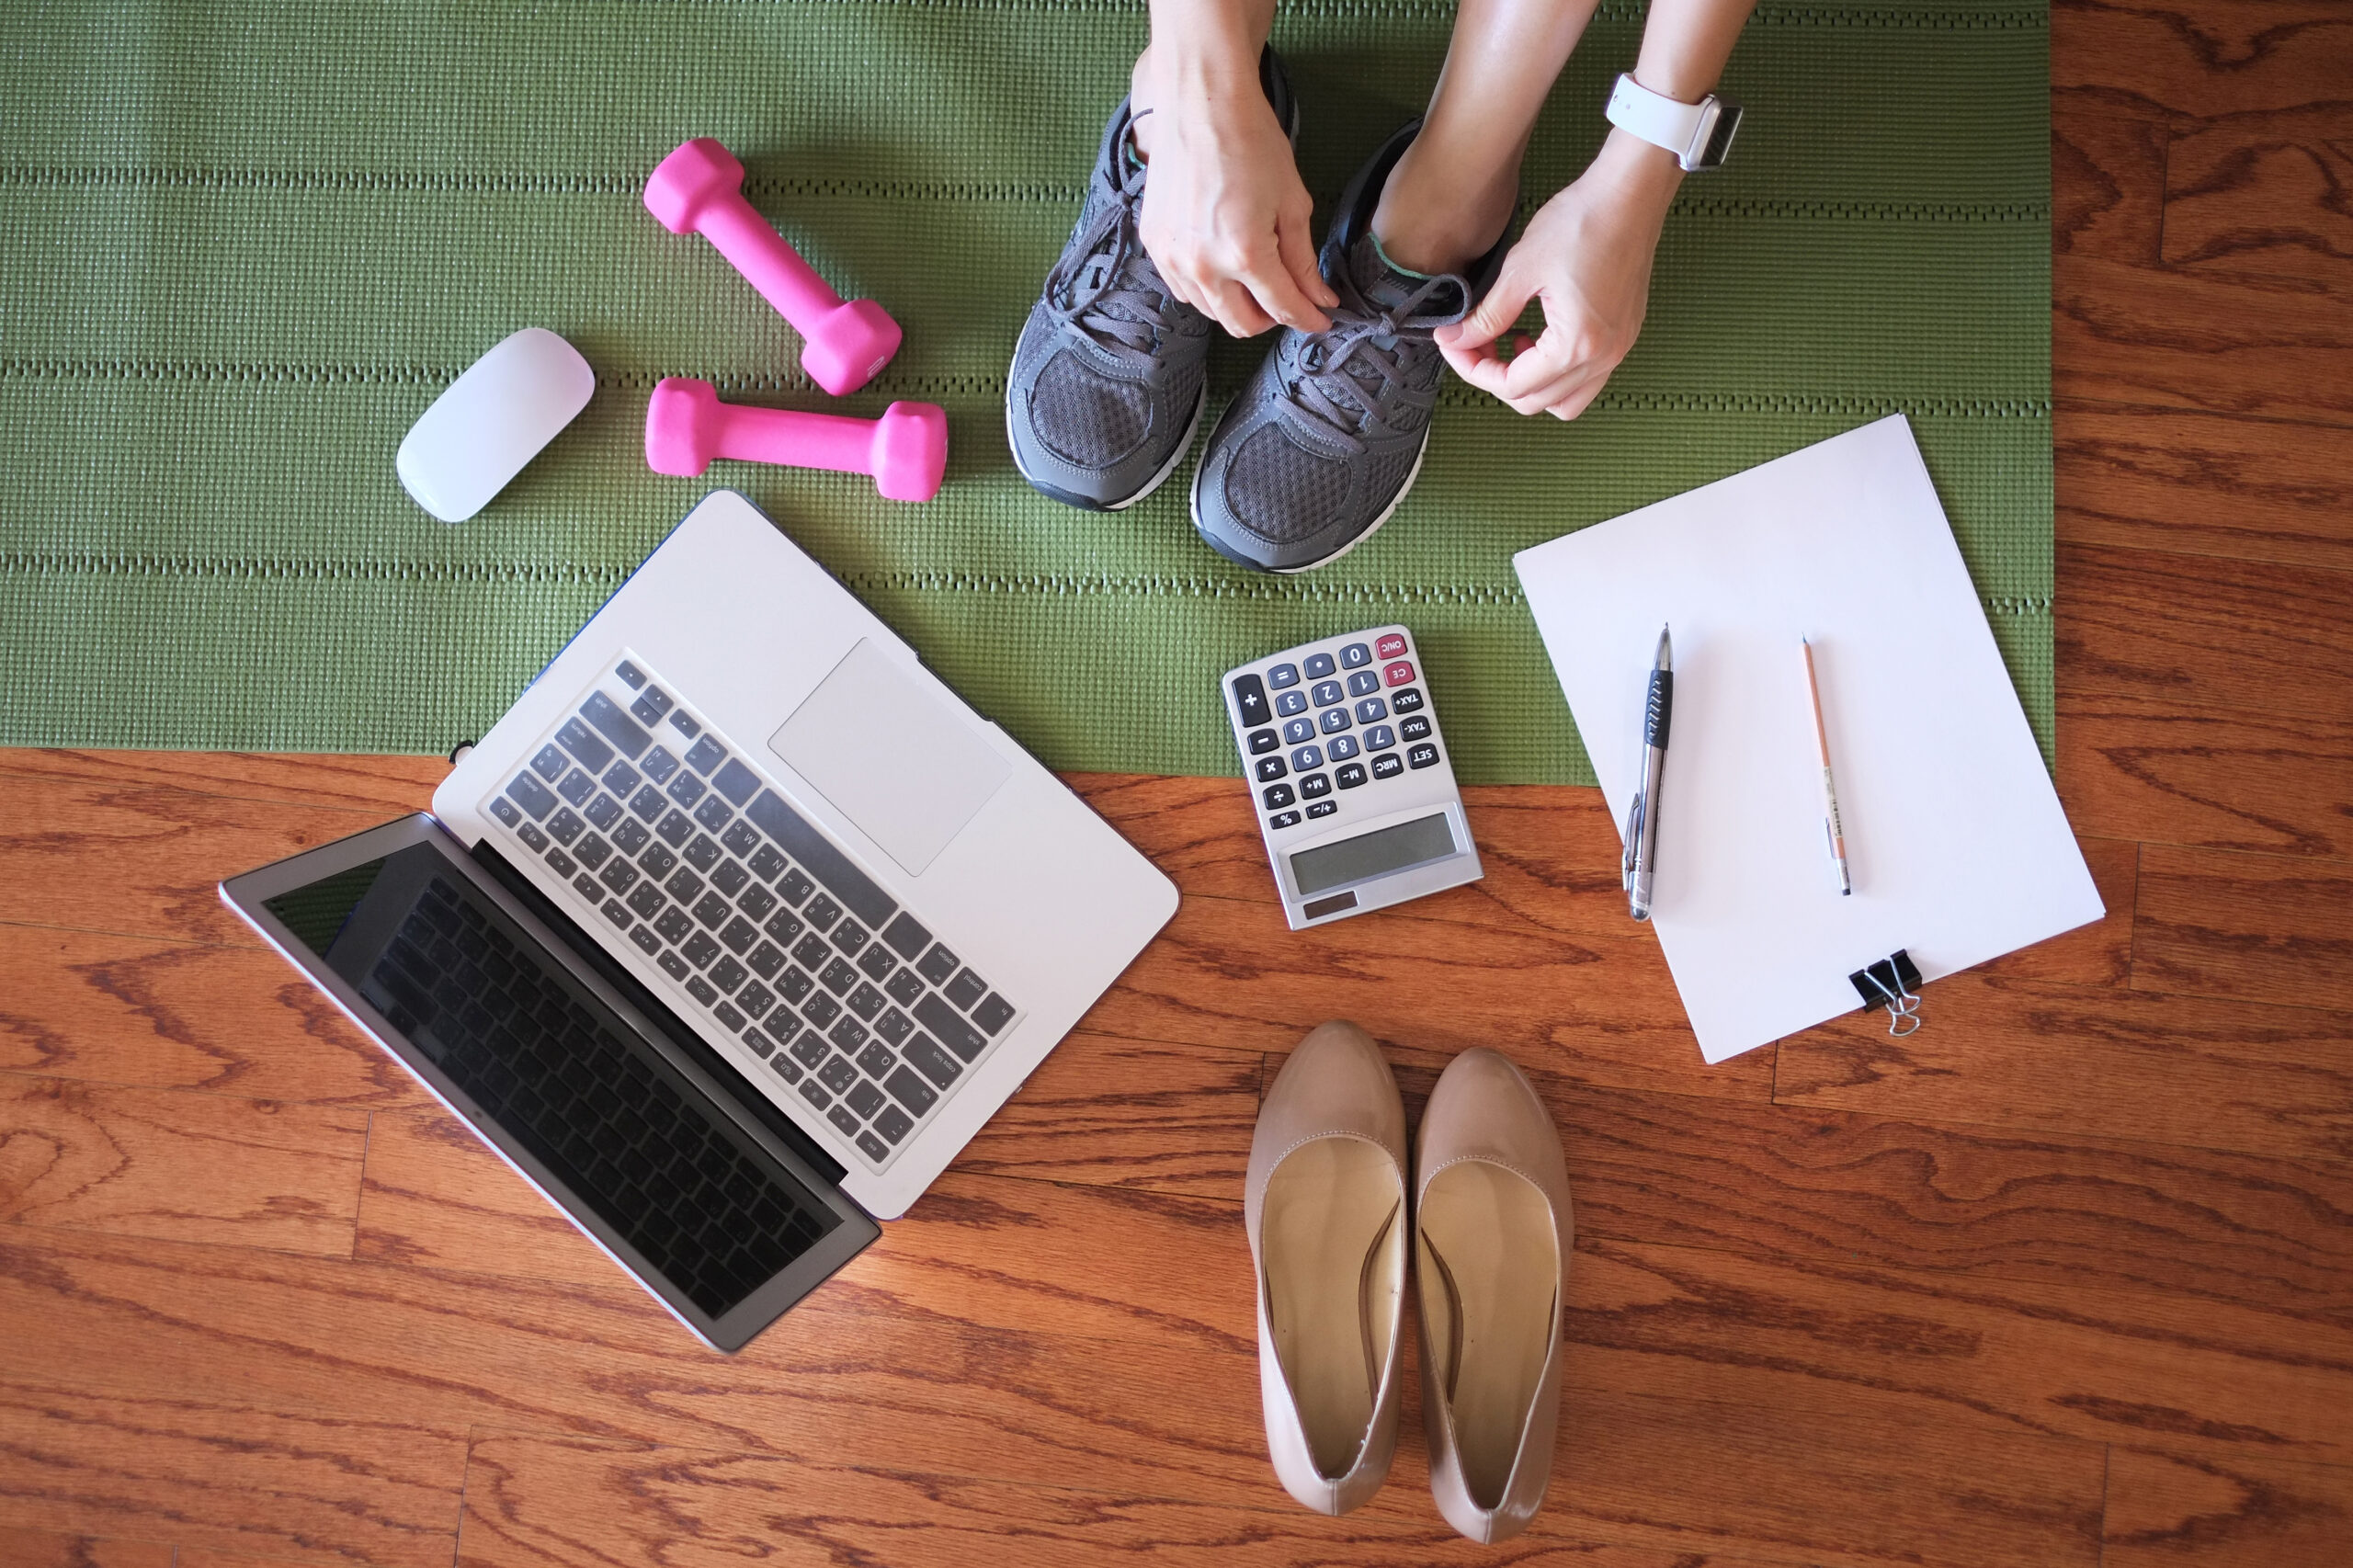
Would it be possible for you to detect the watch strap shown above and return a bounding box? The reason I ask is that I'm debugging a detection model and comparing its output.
[1606,73,1740,172]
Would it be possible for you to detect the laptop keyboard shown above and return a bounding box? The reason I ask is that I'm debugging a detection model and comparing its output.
[482,653,1020,1173]
[361,868,835,1318]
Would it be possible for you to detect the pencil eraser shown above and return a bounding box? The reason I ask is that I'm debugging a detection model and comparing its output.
[396,328,596,523]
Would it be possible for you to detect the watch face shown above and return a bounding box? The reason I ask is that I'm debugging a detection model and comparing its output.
[1699,102,1743,169]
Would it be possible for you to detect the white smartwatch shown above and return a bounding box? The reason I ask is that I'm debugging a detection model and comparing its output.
[1605,73,1743,173]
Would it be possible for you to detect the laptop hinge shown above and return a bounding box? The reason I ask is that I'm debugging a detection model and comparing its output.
[468,838,851,1189]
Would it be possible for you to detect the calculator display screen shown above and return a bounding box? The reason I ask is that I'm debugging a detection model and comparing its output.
[1290,812,1457,896]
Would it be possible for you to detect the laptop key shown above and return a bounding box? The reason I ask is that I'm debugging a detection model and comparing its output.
[820,958,858,995]
[884,968,926,1006]
[629,785,666,823]
[884,1065,939,1117]
[797,1080,832,1111]
[971,994,1016,1037]
[655,810,695,848]
[557,768,597,808]
[872,1106,914,1146]
[916,944,960,985]
[720,916,759,955]
[943,969,987,1011]
[802,992,841,1028]
[709,956,747,994]
[803,894,841,932]
[530,744,568,783]
[667,710,699,741]
[639,744,679,785]
[746,941,785,980]
[736,883,776,921]
[792,934,831,971]
[682,834,722,873]
[685,735,727,776]
[722,820,762,859]
[685,974,717,1006]
[517,823,550,852]
[857,944,896,983]
[765,909,806,948]
[582,691,652,758]
[654,907,694,944]
[630,924,661,957]
[682,932,721,969]
[506,774,557,820]
[640,841,678,878]
[778,967,815,1006]
[610,817,651,854]
[846,1081,886,1119]
[711,1000,745,1032]
[601,760,641,797]
[847,983,885,1021]
[913,994,989,1062]
[692,794,733,835]
[779,869,814,907]
[575,873,605,903]
[599,858,641,897]
[855,1040,897,1080]
[857,1131,892,1162]
[545,807,585,846]
[544,846,577,879]
[790,1030,830,1069]
[737,982,775,1018]
[626,881,665,921]
[615,660,646,689]
[488,796,522,828]
[693,892,733,929]
[574,835,611,871]
[710,858,750,898]
[875,1007,913,1046]
[769,1054,803,1085]
[712,757,762,808]
[818,1055,858,1093]
[831,919,870,957]
[657,950,690,982]
[601,900,632,931]
[663,868,703,905]
[881,912,931,960]
[666,771,706,810]
[827,1105,862,1140]
[828,1015,870,1053]
[902,1034,961,1088]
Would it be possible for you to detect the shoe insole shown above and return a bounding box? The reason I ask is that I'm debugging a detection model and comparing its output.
[1264,1137,1404,1478]
[1419,1161,1558,1508]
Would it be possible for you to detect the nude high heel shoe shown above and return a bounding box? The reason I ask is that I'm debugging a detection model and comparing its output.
[1414,1048,1573,1543]
[1245,1020,1409,1515]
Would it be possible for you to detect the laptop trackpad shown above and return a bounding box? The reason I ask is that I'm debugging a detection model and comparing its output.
[768,640,1011,878]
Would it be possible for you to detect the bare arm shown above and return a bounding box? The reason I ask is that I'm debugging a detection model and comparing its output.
[1437,0,1756,418]
[1131,0,1336,335]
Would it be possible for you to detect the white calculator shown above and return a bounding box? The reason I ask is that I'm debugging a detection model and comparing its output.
[1221,625,1483,928]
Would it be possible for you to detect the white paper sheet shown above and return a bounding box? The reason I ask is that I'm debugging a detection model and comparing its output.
[1513,415,2103,1062]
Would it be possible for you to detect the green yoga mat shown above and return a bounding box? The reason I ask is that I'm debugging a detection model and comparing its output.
[0,1,2050,783]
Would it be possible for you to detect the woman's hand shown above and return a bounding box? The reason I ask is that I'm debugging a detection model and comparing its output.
[1435,131,1682,419]
[1135,76,1336,337]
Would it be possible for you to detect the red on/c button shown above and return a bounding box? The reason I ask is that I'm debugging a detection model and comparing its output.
[1382,660,1416,687]
[1375,633,1408,659]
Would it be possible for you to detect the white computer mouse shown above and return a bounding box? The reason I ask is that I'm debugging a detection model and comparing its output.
[396,327,596,523]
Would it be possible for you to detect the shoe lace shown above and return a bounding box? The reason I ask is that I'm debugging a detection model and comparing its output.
[1275,262,1469,456]
[1041,113,1182,368]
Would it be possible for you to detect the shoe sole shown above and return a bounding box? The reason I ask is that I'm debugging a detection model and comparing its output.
[1188,424,1430,574]
[1007,372,1208,513]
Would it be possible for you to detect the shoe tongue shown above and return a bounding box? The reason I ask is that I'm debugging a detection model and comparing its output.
[1347,233,1464,320]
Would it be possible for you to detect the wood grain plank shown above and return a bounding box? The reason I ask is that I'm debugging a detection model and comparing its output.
[2052,255,2353,422]
[0,1074,367,1256]
[0,748,444,818]
[1775,973,2353,1162]
[2055,0,2353,120]
[2104,1447,2353,1567]
[0,926,425,1106]
[1276,1039,2353,1324]
[2055,542,2353,722]
[2133,844,2353,1010]
[0,1382,464,1568]
[2059,695,2353,858]
[1091,891,1766,1103]
[0,1524,175,1567]
[455,1431,1733,1568]
[2055,108,2171,262]
[2164,105,2353,289]
[2054,405,2353,574]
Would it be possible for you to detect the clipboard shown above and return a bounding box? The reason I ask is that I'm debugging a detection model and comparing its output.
[1513,415,2104,1063]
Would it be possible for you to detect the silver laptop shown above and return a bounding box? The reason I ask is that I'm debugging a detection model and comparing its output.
[222,489,1178,1348]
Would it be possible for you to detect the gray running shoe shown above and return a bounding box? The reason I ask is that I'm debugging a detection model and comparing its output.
[1008,51,1300,511]
[1190,121,1507,572]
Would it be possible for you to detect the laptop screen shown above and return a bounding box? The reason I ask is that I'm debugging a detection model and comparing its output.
[264,841,843,1324]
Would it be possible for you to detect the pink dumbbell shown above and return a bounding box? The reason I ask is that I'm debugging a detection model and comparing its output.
[644,137,903,397]
[645,377,948,503]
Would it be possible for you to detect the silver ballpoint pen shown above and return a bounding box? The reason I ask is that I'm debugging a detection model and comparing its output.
[1622,625,1672,922]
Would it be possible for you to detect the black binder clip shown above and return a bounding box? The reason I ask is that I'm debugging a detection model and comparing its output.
[1849,949,1925,1037]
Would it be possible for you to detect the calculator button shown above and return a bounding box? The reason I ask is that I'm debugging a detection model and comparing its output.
[1375,633,1409,659]
[1247,728,1280,755]
[1312,680,1345,708]
[1276,690,1309,717]
[1290,745,1324,771]
[1408,744,1440,769]
[1401,714,1433,742]
[1339,642,1372,669]
[1336,762,1369,789]
[1319,707,1351,735]
[1256,756,1289,782]
[1327,734,1360,761]
[1268,810,1302,829]
[1267,663,1301,689]
[1355,697,1388,723]
[1299,773,1332,799]
[1347,670,1381,698]
[1371,752,1405,779]
[1307,800,1338,819]
[1304,653,1336,678]
[1263,783,1296,810]
[1365,724,1396,751]
[1391,687,1426,714]
[1383,661,1416,687]
[1283,717,1316,745]
[1231,673,1271,727]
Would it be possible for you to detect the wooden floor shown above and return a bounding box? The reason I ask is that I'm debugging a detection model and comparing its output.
[5,5,2350,1564]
